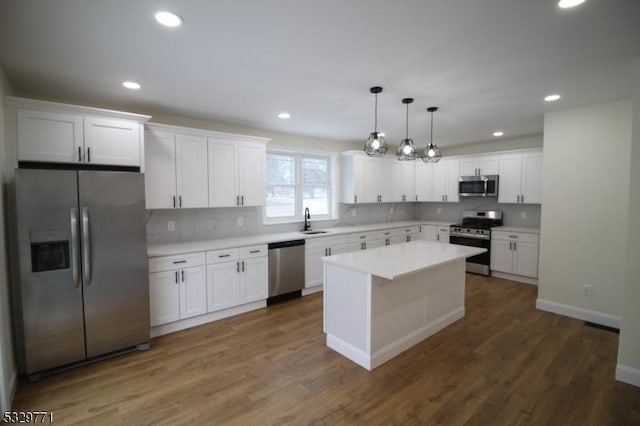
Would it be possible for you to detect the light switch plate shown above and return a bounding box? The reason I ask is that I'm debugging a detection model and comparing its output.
[521,211,527,219]
[351,209,356,217]
[167,220,175,231]
[237,216,243,226]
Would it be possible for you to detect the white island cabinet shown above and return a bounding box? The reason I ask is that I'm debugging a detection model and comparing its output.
[322,241,485,370]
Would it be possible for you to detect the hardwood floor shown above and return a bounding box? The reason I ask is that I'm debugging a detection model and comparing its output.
[12,274,640,425]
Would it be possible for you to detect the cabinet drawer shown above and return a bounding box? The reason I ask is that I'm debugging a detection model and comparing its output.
[376,229,395,238]
[305,235,348,250]
[240,244,268,259]
[492,231,539,244]
[395,226,420,235]
[207,248,240,264]
[149,252,206,273]
[347,232,377,243]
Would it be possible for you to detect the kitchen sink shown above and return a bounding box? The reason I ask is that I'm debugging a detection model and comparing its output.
[301,230,330,235]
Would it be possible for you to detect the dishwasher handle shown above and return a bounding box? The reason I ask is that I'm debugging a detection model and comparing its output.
[268,239,305,249]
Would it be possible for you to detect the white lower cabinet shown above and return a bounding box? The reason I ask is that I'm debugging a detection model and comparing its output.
[490,231,539,278]
[436,227,450,242]
[206,245,268,312]
[419,224,437,241]
[305,236,348,289]
[148,253,207,327]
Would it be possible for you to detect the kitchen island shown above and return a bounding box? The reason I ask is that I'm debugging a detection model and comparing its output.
[322,241,486,370]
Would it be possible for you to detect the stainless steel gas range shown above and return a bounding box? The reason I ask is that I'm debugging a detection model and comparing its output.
[449,210,503,276]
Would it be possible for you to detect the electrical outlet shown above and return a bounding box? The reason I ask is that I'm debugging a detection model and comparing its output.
[583,284,593,297]
[167,220,175,231]
[437,207,442,215]
[521,211,527,219]
[237,216,243,226]
[351,209,356,217]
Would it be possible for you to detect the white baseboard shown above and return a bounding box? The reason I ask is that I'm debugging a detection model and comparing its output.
[616,364,640,388]
[326,307,465,371]
[491,271,538,285]
[302,285,322,296]
[536,298,620,329]
[151,301,266,338]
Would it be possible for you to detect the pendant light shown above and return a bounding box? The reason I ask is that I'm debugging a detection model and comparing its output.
[363,87,388,157]
[422,106,442,163]
[396,98,417,161]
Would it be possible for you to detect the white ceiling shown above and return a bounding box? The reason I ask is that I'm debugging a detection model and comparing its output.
[1,0,639,147]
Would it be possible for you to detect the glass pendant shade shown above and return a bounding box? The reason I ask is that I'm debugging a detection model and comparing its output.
[397,97,417,161]
[397,138,417,161]
[364,87,388,157]
[421,106,442,163]
[364,131,388,156]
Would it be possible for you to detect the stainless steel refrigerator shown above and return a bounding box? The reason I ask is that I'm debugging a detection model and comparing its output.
[11,169,149,379]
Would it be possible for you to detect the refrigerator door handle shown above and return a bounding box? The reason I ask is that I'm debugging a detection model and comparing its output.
[70,208,81,288]
[82,206,92,286]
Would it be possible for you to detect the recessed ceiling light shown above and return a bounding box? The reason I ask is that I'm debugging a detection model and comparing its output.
[493,131,504,137]
[545,94,561,102]
[277,112,291,119]
[122,81,141,90]
[155,11,183,27]
[558,0,586,9]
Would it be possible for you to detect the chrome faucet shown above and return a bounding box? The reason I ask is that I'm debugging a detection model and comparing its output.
[303,207,311,231]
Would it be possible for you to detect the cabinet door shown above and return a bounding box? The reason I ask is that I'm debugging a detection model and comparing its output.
[347,242,365,252]
[363,158,383,203]
[208,138,238,207]
[149,270,180,327]
[305,248,325,288]
[17,109,83,163]
[415,163,433,202]
[521,152,543,204]
[145,130,177,209]
[445,160,460,202]
[176,134,209,208]
[431,162,447,202]
[459,158,479,176]
[352,155,366,203]
[402,161,416,201]
[436,228,450,243]
[490,240,513,273]
[180,266,207,319]
[242,256,268,303]
[498,154,522,204]
[238,143,266,206]
[479,156,499,175]
[367,239,386,249]
[207,262,241,312]
[84,117,140,166]
[419,225,437,241]
[330,244,347,256]
[390,162,404,202]
[513,241,539,278]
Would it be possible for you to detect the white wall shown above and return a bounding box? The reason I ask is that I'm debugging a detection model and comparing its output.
[537,98,632,327]
[617,58,640,387]
[0,65,16,411]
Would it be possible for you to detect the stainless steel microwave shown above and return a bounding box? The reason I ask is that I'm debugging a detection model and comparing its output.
[458,175,499,197]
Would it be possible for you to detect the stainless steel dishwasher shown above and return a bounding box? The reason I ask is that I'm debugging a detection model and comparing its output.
[268,239,305,303]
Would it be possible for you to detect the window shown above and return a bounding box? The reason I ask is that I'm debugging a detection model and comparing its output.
[265,152,333,222]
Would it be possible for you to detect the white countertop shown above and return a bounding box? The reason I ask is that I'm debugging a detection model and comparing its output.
[322,240,486,280]
[147,220,455,257]
[493,226,540,234]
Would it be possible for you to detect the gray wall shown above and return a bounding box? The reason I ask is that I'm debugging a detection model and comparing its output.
[0,65,15,412]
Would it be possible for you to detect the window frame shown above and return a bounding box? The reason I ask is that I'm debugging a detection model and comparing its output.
[263,149,336,225]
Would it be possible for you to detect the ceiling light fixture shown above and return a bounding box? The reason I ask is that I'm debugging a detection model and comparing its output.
[363,87,388,157]
[544,94,561,102]
[277,112,291,119]
[493,131,504,137]
[122,81,141,90]
[155,11,183,27]
[558,0,586,9]
[397,98,417,161]
[422,107,442,163]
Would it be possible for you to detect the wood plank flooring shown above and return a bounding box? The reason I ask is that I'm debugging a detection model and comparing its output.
[12,274,640,425]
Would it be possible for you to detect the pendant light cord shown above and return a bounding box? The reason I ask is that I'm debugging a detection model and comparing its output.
[405,103,409,139]
[430,110,434,143]
[374,93,378,133]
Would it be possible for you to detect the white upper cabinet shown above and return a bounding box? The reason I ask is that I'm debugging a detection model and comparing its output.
[144,128,208,209]
[84,117,141,166]
[498,149,543,204]
[459,155,499,177]
[432,159,460,203]
[10,97,149,167]
[415,162,433,202]
[176,134,209,208]
[145,123,269,210]
[208,136,266,207]
[341,152,413,204]
[391,161,415,202]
